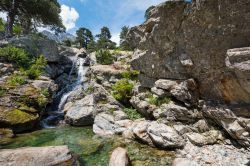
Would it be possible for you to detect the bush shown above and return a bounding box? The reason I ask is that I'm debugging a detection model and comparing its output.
[96,49,114,65]
[112,79,134,106]
[0,87,6,97]
[40,88,50,98]
[63,39,72,47]
[148,94,171,106]
[13,24,22,36]
[123,108,142,120]
[121,70,140,80]
[0,46,30,69]
[6,74,27,86]
[25,55,47,79]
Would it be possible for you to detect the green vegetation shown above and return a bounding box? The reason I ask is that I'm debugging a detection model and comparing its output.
[148,94,171,106]
[63,39,72,47]
[86,86,94,94]
[145,6,155,20]
[112,79,134,106]
[0,0,64,37]
[0,87,6,97]
[0,18,5,32]
[40,88,50,98]
[123,108,142,120]
[119,26,133,51]
[13,24,22,36]
[25,55,47,79]
[108,108,116,115]
[0,46,31,69]
[0,46,47,80]
[6,74,27,86]
[96,49,114,65]
[121,70,140,80]
[76,27,94,49]
[96,26,116,50]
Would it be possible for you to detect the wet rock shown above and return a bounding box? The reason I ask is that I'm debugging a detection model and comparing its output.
[147,122,185,149]
[109,147,131,166]
[65,94,95,126]
[0,146,73,166]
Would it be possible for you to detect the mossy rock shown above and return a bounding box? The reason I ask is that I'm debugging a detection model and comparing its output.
[0,128,14,145]
[0,107,39,132]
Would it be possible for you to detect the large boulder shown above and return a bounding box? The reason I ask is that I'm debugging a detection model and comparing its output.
[203,105,250,147]
[109,147,131,166]
[0,146,73,166]
[147,122,185,149]
[128,0,250,106]
[0,83,52,133]
[153,101,202,123]
[9,36,61,63]
[65,94,95,126]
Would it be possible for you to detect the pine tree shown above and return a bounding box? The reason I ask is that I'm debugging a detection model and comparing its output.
[119,26,132,51]
[96,26,116,49]
[76,27,94,48]
[0,0,64,37]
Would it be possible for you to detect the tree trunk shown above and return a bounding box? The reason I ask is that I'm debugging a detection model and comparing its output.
[5,0,19,38]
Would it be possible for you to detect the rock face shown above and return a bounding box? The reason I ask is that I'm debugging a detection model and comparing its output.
[0,146,73,166]
[65,95,95,126]
[128,0,250,106]
[109,147,131,166]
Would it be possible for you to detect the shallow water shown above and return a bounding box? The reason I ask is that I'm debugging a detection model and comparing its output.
[0,126,175,166]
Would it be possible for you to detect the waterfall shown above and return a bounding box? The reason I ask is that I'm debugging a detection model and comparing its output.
[41,57,89,128]
[57,58,88,111]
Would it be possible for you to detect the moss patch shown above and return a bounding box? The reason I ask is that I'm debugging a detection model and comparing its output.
[0,108,38,126]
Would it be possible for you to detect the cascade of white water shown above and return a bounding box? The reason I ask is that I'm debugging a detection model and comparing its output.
[41,57,88,128]
[57,58,88,111]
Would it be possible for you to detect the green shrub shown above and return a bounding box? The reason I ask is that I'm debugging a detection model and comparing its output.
[0,18,5,32]
[37,95,48,108]
[96,49,114,65]
[0,46,30,69]
[25,55,47,79]
[40,88,50,98]
[123,108,142,120]
[112,79,134,106]
[6,74,27,86]
[148,94,171,106]
[0,87,6,97]
[121,70,140,80]
[63,39,72,47]
[13,24,22,36]
[86,85,94,94]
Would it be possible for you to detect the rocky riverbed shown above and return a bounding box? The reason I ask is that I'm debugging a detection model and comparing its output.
[1,0,250,166]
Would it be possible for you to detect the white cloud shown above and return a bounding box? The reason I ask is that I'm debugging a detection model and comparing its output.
[60,4,79,31]
[111,33,120,45]
[0,12,7,21]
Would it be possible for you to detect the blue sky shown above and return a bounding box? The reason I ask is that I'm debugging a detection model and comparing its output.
[58,0,167,43]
